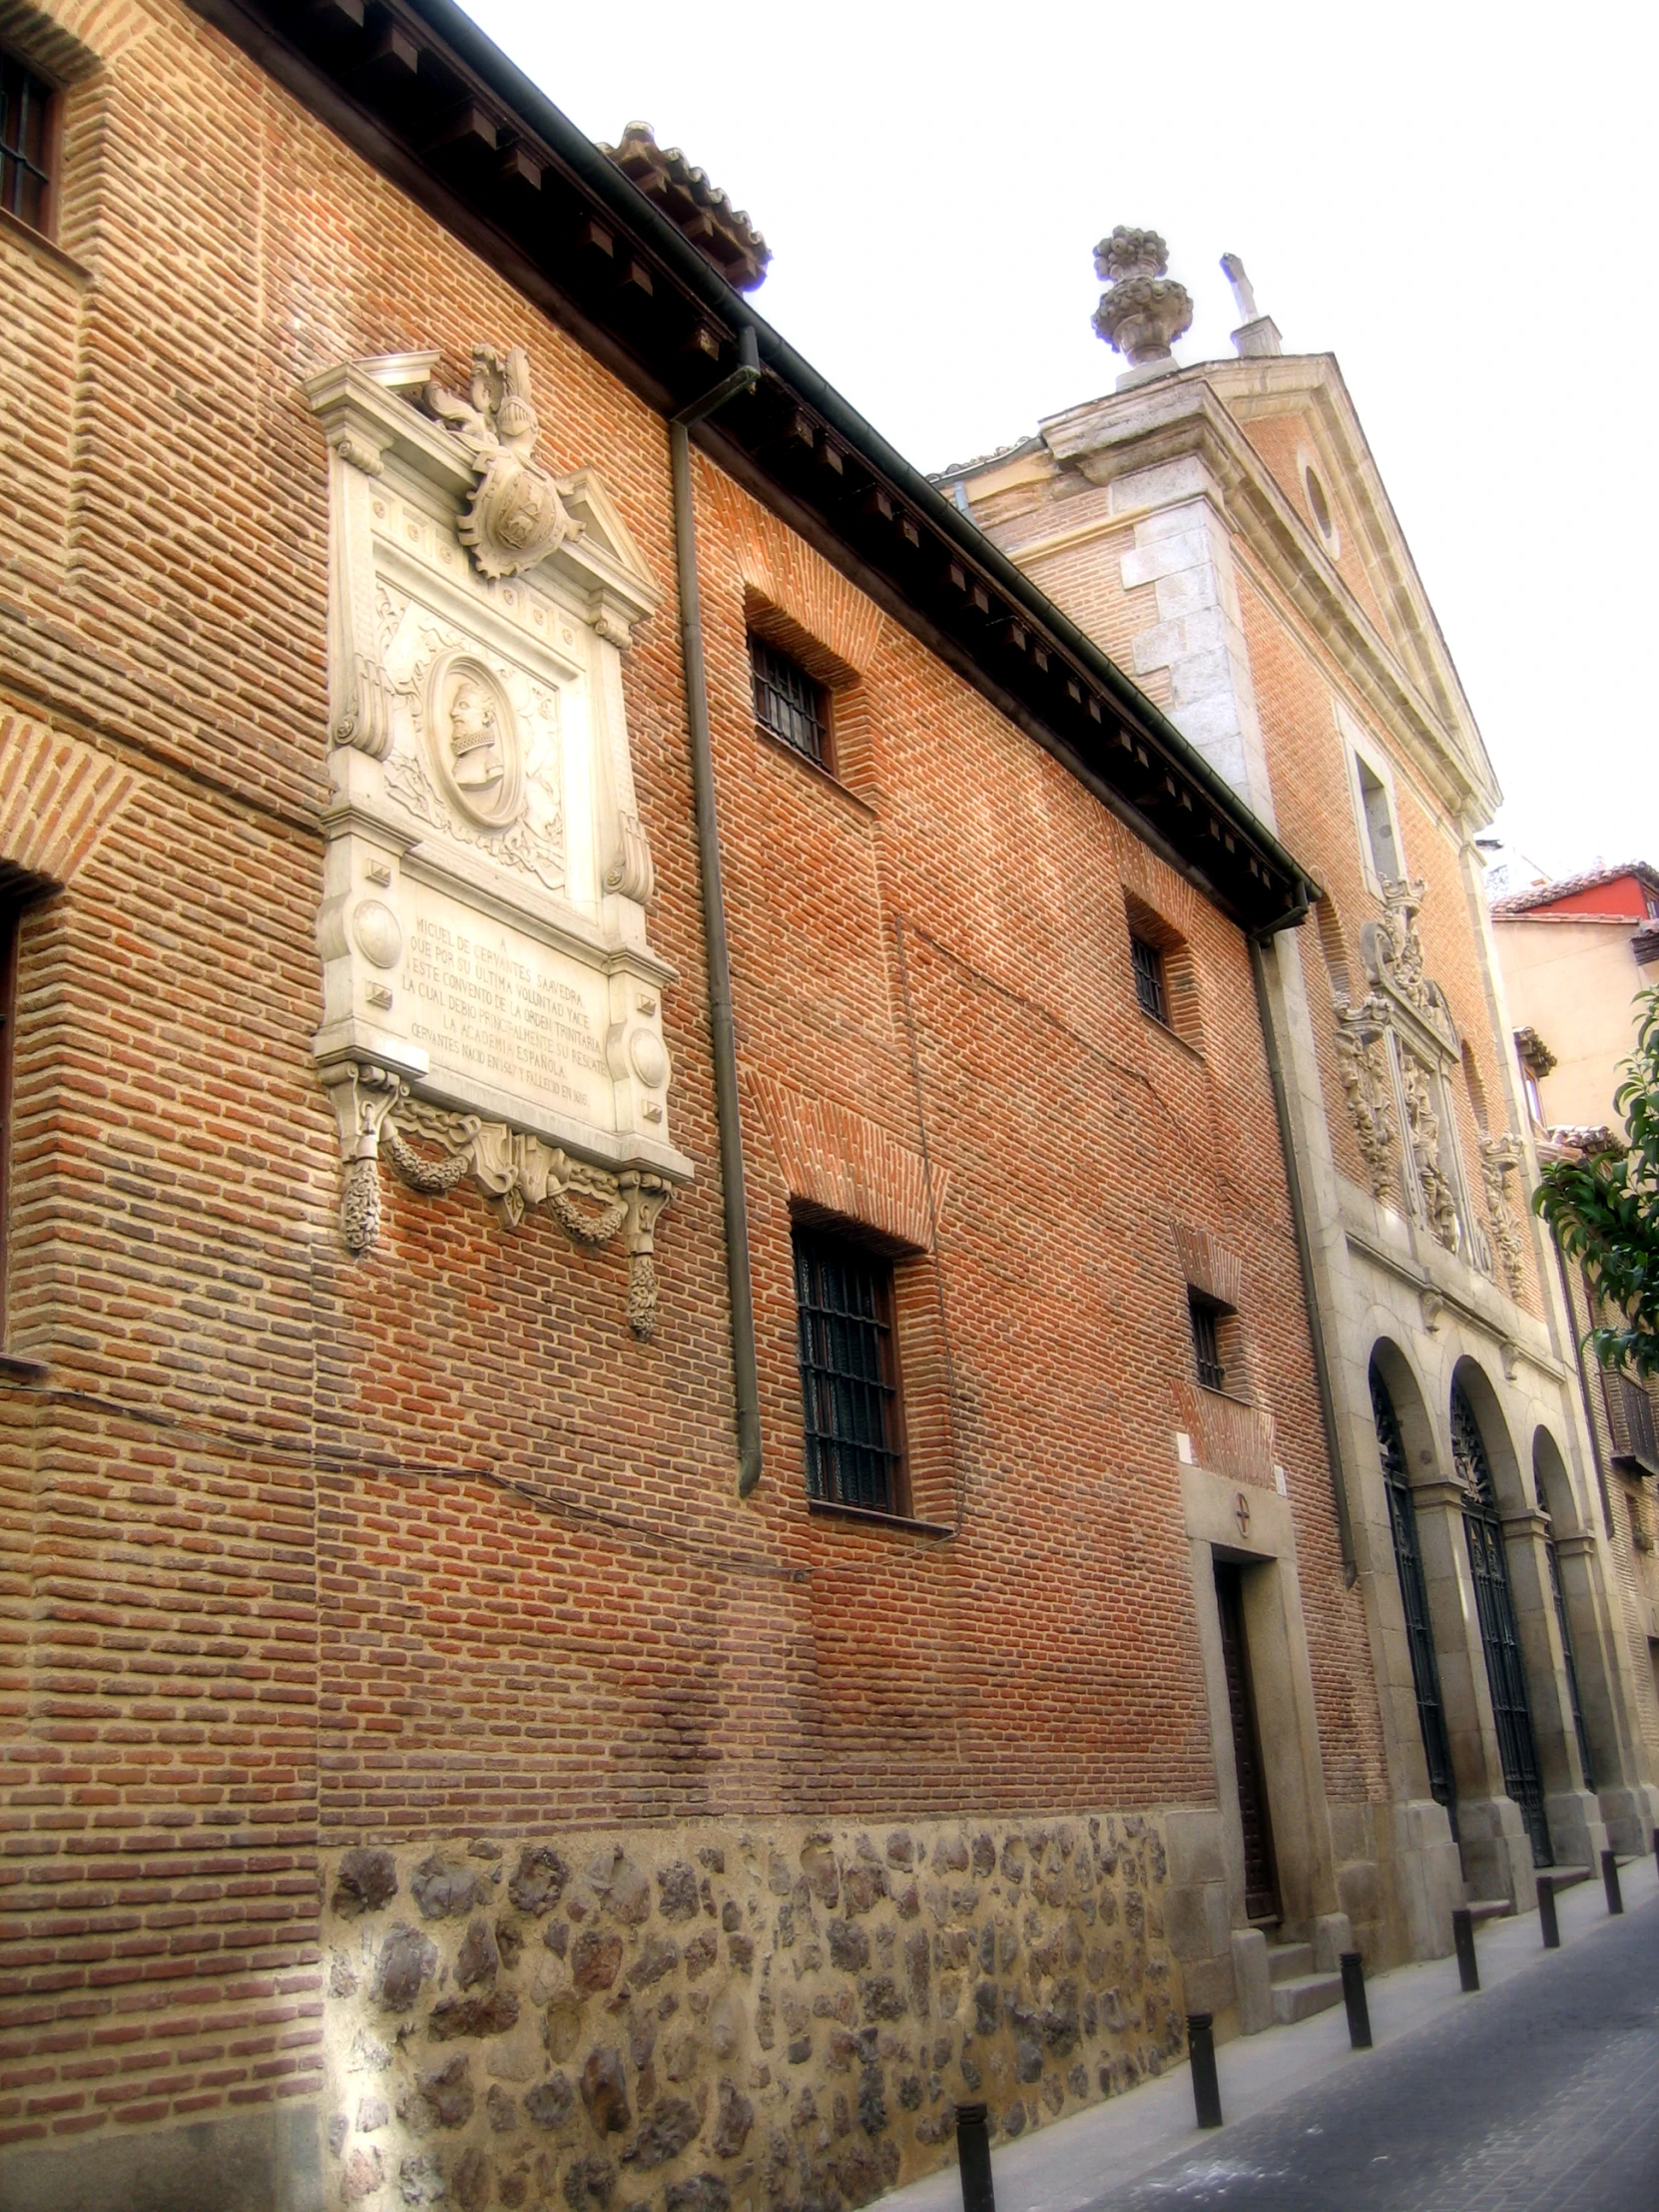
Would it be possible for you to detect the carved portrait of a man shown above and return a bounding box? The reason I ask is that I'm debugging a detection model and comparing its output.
[447,676,503,797]
[426,653,521,830]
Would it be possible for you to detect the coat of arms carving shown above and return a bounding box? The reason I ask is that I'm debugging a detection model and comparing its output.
[425,346,575,580]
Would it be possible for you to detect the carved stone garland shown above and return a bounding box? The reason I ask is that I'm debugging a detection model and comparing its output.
[343,1080,672,1340]
[1477,1133,1527,1299]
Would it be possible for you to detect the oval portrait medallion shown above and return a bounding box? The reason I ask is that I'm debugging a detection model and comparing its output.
[425,650,524,832]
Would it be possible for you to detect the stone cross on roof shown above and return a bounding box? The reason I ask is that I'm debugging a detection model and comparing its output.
[1220,252,1283,359]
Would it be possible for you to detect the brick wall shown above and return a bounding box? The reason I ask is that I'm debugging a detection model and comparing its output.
[0,0,1389,2195]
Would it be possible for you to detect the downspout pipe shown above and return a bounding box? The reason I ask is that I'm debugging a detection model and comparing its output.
[1249,922,1359,1585]
[671,329,765,1496]
[1557,1242,1616,1540]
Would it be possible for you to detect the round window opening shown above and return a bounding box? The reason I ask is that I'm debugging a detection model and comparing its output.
[1306,466,1337,546]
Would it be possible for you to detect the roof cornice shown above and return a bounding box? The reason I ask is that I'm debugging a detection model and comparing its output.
[179,0,1319,933]
[1032,372,1502,827]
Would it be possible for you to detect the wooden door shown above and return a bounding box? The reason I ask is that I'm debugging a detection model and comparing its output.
[1215,1562,1281,1924]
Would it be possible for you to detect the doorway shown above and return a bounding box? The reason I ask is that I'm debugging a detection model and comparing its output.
[1215,1561,1280,1923]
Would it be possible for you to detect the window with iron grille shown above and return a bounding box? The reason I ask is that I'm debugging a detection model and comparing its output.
[1131,932,1167,1023]
[751,635,830,769]
[1620,1374,1658,1473]
[1188,1291,1226,1391]
[794,1227,904,1514]
[1,51,55,236]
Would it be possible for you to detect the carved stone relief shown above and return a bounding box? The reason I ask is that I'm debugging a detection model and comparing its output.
[1360,878,1458,1057]
[304,347,690,1321]
[1334,993,1395,1202]
[1478,1133,1527,1300]
[424,346,575,580]
[1331,875,1520,1289]
[1399,1048,1460,1256]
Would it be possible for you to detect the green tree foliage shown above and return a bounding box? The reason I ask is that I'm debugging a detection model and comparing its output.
[1533,983,1659,1379]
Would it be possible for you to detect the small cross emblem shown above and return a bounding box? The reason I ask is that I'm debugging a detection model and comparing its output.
[1235,1490,1252,1540]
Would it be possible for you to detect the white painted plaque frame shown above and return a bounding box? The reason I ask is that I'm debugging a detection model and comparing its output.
[305,351,690,1327]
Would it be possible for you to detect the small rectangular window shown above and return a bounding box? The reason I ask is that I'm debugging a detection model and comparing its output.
[751,635,830,769]
[794,1227,904,1513]
[1131,932,1167,1024]
[1,51,56,237]
[0,899,21,1330]
[1356,756,1401,885]
[1189,1292,1226,1392]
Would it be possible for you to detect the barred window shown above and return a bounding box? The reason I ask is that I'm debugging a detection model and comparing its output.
[794,1227,904,1514]
[1189,1291,1226,1391]
[1131,932,1167,1024]
[751,635,830,769]
[1,51,55,237]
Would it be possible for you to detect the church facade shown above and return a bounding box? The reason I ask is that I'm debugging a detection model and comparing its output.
[0,5,1651,2212]
[944,231,1659,1949]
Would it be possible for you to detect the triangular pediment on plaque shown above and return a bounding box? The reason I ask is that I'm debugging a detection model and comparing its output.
[301,344,690,1337]
[556,468,658,643]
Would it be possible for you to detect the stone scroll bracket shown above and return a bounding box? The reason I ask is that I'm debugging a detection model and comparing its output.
[319,1055,677,1339]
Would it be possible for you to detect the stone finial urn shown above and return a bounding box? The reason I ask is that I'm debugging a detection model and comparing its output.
[1091,227,1193,377]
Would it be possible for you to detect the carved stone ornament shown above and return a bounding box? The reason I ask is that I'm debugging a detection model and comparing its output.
[1400,1050,1460,1256]
[365,1088,672,1338]
[1360,879,1458,1060]
[1478,1132,1527,1300]
[304,349,689,1320]
[1091,227,1194,369]
[1334,993,1396,1203]
[424,347,574,581]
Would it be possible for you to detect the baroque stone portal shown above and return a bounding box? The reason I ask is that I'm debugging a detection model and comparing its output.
[305,347,690,1333]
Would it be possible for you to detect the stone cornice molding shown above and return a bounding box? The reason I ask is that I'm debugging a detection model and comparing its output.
[1342,1212,1565,1383]
[1036,371,1502,828]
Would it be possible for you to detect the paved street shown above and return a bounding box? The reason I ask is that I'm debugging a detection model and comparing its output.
[1093,1887,1659,2210]
[884,1866,1659,2212]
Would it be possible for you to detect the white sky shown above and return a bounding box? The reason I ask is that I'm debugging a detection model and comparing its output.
[464,0,1657,879]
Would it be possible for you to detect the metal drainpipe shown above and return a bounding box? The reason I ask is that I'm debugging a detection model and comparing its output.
[671,331,764,1496]
[1557,1242,1616,1540]
[1249,928,1359,1584]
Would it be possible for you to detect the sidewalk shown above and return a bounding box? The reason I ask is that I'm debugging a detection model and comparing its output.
[880,1858,1659,2212]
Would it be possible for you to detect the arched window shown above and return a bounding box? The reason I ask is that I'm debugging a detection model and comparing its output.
[1371,1362,1455,1825]
[1451,1383,1550,1865]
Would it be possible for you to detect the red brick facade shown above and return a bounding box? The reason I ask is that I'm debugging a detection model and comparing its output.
[0,4,1399,2205]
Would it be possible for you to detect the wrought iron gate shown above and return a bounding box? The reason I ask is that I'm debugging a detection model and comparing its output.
[1451,1385,1552,1866]
[1372,1367,1456,1830]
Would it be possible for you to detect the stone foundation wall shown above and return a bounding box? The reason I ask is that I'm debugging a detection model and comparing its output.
[319,1812,1186,2212]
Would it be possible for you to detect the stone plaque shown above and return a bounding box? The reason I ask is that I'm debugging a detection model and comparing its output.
[305,346,688,1329]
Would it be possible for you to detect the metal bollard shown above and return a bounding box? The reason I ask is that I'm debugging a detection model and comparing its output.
[1451,1907,1479,1992]
[953,2102,995,2212]
[1537,1875,1560,1949]
[1602,1849,1624,1917]
[1339,1951,1372,2049]
[1186,2011,1224,2129]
